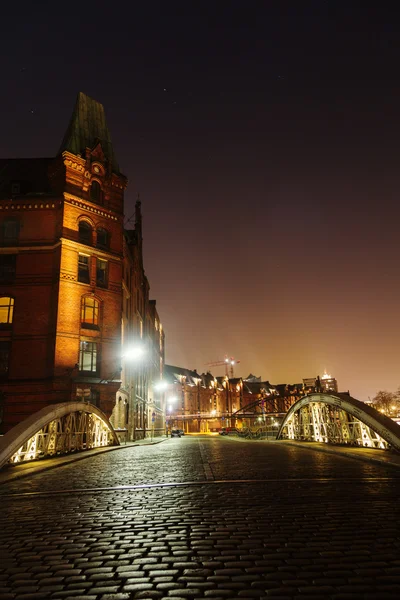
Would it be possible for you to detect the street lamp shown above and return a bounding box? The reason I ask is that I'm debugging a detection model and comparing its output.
[152,380,168,438]
[122,344,147,441]
[154,380,168,391]
[124,345,146,361]
[166,395,177,435]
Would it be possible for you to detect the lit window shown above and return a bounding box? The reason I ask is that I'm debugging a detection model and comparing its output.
[96,228,109,249]
[0,297,14,324]
[81,296,99,328]
[0,341,10,377]
[2,218,20,244]
[79,221,92,245]
[79,340,97,373]
[96,259,108,287]
[78,254,90,284]
[90,180,102,204]
[0,255,16,282]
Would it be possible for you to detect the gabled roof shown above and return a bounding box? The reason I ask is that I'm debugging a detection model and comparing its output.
[164,364,201,386]
[59,92,120,173]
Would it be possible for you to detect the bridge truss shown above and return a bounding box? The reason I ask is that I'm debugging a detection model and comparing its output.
[277,393,400,452]
[231,394,297,418]
[0,402,119,468]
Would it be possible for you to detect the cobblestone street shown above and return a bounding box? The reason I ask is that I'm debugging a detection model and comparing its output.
[1,436,400,599]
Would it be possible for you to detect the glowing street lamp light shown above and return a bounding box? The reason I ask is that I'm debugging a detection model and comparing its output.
[123,345,146,361]
[154,380,168,391]
[121,345,147,441]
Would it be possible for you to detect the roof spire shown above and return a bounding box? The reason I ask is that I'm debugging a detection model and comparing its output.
[59,92,120,173]
[135,193,142,231]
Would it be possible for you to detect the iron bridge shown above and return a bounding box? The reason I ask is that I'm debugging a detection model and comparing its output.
[277,392,400,452]
[0,402,119,469]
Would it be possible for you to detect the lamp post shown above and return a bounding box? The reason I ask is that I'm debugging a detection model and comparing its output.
[154,380,168,438]
[123,344,147,441]
[180,375,186,433]
[166,395,177,434]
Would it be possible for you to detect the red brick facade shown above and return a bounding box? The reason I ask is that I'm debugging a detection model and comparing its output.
[0,94,126,432]
[110,200,166,441]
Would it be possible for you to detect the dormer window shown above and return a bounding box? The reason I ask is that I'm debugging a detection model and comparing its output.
[90,180,102,204]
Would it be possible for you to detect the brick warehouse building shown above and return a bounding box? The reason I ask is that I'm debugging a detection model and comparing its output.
[0,92,148,433]
[163,366,337,433]
[111,199,166,441]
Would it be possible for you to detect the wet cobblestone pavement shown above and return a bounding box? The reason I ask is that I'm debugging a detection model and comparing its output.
[1,436,400,599]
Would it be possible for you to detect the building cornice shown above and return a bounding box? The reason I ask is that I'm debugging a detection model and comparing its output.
[0,200,59,211]
[63,193,121,221]
[60,237,122,261]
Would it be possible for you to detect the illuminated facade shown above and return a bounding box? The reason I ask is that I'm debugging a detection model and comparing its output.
[110,199,165,440]
[164,366,338,433]
[163,366,246,432]
[0,93,126,432]
[303,373,338,394]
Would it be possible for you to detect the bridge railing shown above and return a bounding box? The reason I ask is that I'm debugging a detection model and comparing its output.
[0,402,119,469]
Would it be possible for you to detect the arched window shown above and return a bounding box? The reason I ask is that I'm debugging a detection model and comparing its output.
[90,180,102,204]
[0,297,14,324]
[79,221,92,245]
[96,227,109,249]
[81,296,99,329]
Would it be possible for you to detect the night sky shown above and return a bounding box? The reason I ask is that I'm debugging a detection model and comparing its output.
[2,2,400,400]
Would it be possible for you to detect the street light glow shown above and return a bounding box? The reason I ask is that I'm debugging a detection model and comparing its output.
[123,346,146,361]
[154,380,168,391]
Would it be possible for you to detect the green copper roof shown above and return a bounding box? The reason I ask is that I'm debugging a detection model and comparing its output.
[59,92,119,173]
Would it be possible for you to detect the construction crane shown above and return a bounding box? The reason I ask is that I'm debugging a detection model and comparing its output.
[205,356,241,378]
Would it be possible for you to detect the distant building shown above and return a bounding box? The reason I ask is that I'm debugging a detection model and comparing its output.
[303,373,338,394]
[163,366,336,433]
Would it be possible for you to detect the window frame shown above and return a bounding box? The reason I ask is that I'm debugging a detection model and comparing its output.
[78,253,91,284]
[2,218,20,244]
[96,258,108,288]
[90,180,102,204]
[96,227,109,249]
[78,340,98,374]
[0,341,11,378]
[81,295,100,330]
[0,254,17,282]
[0,297,14,326]
[78,221,93,245]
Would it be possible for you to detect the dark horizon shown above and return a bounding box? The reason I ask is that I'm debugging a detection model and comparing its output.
[2,2,400,399]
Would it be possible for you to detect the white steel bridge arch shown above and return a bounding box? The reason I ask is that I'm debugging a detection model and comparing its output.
[277,392,400,452]
[0,402,119,469]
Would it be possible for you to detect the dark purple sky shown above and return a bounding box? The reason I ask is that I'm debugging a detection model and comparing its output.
[2,2,400,400]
